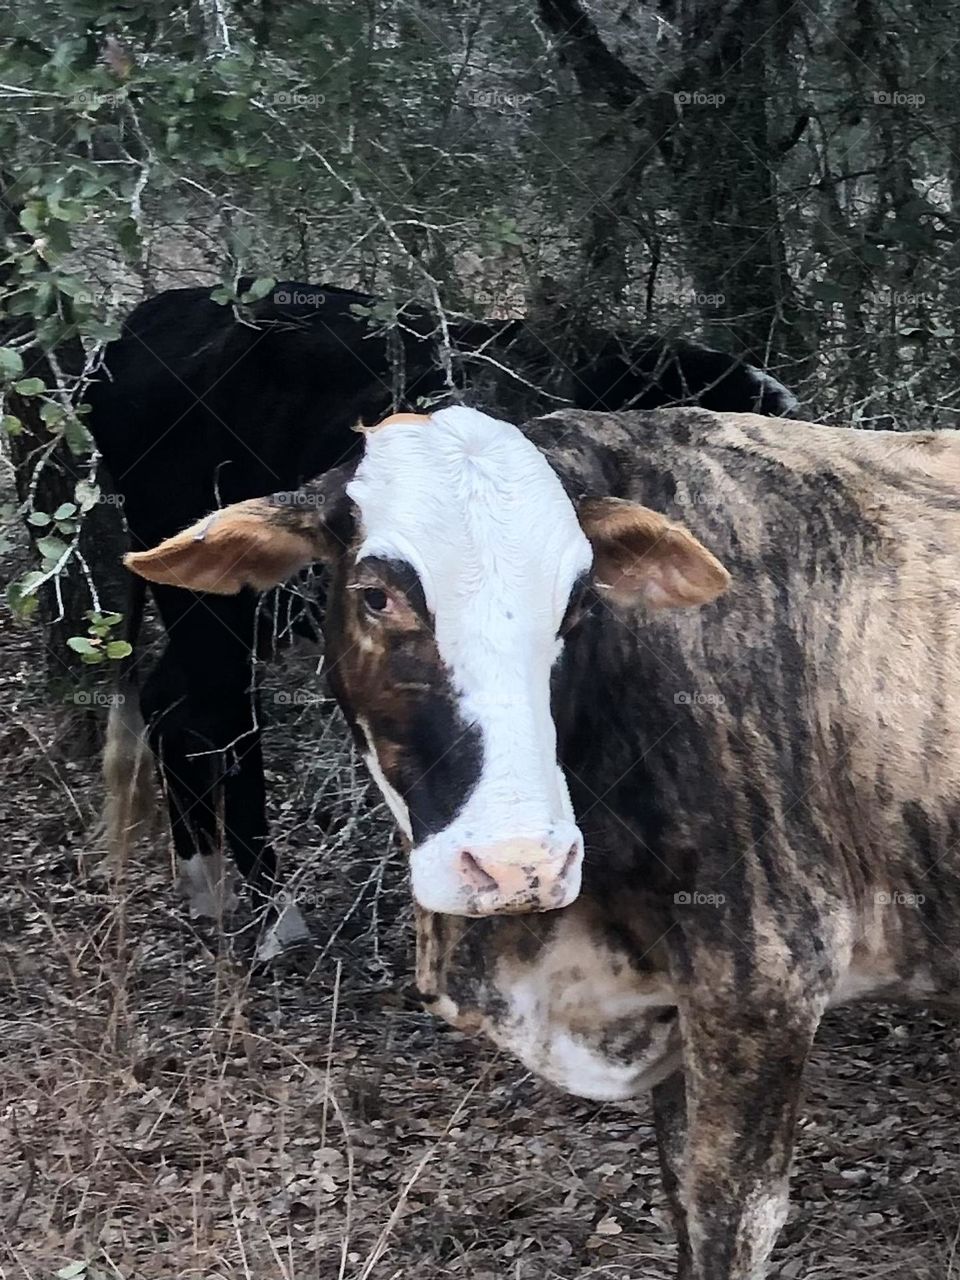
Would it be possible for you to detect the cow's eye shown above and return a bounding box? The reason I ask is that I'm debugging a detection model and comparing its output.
[363,587,390,615]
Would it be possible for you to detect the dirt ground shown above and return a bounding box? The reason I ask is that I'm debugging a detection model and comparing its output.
[3,585,960,1280]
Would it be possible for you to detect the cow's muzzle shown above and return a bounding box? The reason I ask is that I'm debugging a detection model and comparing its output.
[410,828,584,916]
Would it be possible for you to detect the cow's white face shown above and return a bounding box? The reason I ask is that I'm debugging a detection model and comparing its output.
[340,407,593,915]
[125,406,731,919]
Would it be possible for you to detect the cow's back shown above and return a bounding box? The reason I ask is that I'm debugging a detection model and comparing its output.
[533,408,960,1000]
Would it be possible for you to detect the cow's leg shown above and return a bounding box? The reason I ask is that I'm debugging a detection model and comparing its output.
[227,719,311,960]
[142,588,308,953]
[653,1070,693,1280]
[677,990,821,1280]
[179,689,310,956]
[141,650,242,918]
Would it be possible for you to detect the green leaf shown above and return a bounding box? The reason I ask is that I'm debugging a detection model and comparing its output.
[7,289,40,317]
[66,636,99,655]
[83,320,123,343]
[1,414,23,435]
[27,511,52,526]
[36,535,69,562]
[64,415,93,455]
[14,377,45,396]
[54,275,90,299]
[0,348,24,380]
[6,582,40,619]
[241,276,276,303]
[19,570,46,594]
[106,640,132,659]
[19,203,44,237]
[40,402,65,427]
[48,196,86,224]
[37,315,70,349]
[75,479,101,512]
[53,502,77,519]
[209,285,235,305]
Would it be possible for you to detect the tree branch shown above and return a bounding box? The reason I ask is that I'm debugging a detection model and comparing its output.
[775,112,811,156]
[536,0,647,110]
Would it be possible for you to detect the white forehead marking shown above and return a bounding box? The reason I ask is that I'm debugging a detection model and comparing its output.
[346,406,593,621]
[346,406,593,866]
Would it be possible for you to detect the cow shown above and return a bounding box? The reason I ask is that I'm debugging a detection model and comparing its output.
[88,282,797,956]
[123,403,960,1278]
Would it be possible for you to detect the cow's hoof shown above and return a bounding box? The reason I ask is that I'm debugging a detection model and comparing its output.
[255,899,314,963]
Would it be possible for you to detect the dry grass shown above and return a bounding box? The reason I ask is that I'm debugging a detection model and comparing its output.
[3,607,960,1279]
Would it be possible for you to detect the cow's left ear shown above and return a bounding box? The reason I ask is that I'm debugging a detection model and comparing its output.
[578,496,731,609]
[124,464,355,595]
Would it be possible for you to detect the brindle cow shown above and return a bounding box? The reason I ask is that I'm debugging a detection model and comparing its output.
[125,405,960,1280]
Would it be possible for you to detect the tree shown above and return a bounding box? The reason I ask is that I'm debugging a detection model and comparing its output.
[3,0,960,709]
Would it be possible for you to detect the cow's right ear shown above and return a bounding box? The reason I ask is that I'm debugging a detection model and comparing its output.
[124,464,355,595]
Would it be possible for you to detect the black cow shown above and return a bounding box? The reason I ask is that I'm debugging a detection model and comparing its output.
[126,404,960,1278]
[88,281,796,954]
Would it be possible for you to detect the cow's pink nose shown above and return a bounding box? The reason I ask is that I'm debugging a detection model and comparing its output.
[457,836,582,914]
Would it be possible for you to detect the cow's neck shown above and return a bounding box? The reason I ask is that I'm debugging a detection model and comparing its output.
[553,608,695,897]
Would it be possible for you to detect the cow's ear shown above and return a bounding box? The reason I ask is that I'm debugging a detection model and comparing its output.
[578,496,730,609]
[124,465,355,595]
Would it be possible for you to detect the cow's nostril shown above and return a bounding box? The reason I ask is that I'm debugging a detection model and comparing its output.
[460,850,499,893]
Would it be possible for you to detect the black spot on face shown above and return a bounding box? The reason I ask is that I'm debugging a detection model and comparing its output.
[324,553,483,844]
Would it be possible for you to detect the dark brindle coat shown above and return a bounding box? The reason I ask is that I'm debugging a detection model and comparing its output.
[125,407,960,1280]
